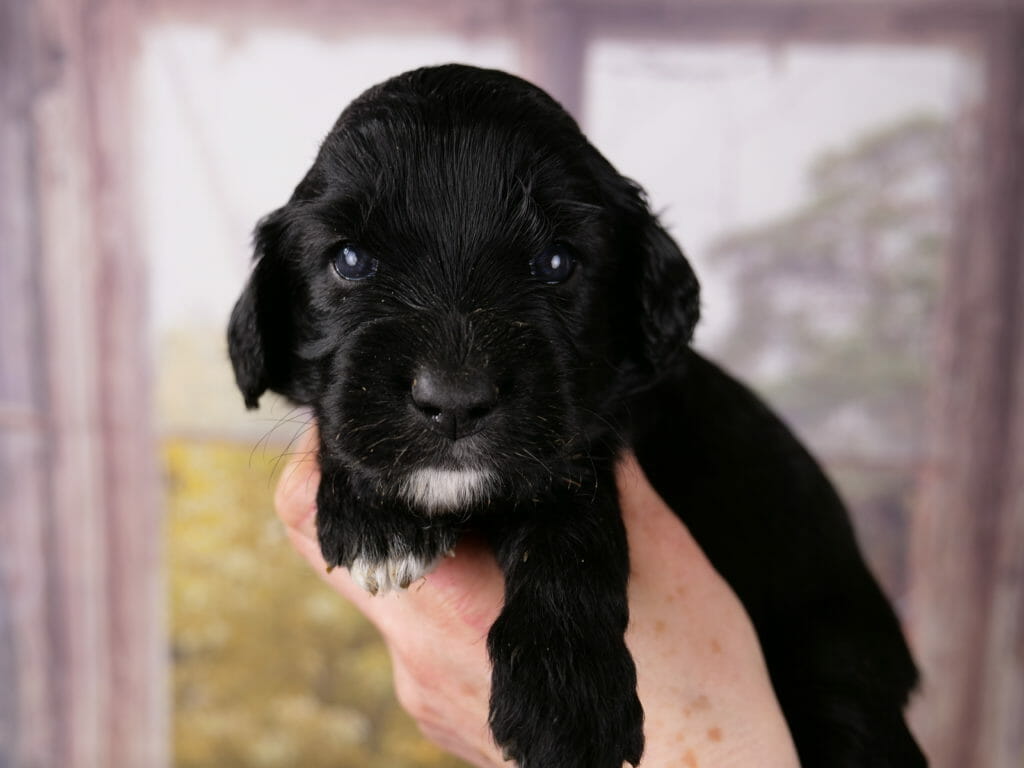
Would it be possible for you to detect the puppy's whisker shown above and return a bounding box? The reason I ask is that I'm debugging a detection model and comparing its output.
[575,405,626,446]
[391,443,412,468]
[358,433,395,454]
[268,421,318,479]
[345,417,391,434]
[249,405,301,448]
[277,446,319,492]
[250,405,306,466]
[514,448,553,479]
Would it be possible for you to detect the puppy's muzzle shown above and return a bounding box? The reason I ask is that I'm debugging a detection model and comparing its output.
[411,368,498,440]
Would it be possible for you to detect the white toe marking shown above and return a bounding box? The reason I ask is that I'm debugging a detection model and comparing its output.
[400,468,494,512]
[349,551,441,595]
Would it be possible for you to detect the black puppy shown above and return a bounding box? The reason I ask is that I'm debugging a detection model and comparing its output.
[229,64,925,768]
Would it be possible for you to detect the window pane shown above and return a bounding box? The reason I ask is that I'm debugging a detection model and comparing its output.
[137,25,515,767]
[586,41,976,600]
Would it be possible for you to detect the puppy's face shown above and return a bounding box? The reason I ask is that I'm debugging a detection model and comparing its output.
[229,65,699,512]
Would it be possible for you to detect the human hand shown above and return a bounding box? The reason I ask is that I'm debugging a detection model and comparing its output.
[275,427,800,767]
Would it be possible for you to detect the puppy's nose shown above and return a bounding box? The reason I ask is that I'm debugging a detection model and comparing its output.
[411,369,498,440]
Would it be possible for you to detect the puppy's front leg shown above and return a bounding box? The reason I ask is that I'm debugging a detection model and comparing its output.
[487,472,643,768]
[316,460,458,594]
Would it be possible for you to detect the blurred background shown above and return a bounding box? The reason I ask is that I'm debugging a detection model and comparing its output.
[1,1,1022,767]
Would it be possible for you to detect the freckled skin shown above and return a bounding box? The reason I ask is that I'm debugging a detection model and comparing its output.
[691,695,711,712]
[276,438,807,766]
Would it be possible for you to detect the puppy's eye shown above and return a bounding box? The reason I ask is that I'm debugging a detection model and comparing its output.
[332,243,378,281]
[530,243,577,284]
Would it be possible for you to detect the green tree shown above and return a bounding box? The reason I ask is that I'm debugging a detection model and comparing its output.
[708,115,953,593]
[167,439,465,768]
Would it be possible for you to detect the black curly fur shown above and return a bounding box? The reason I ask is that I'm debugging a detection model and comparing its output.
[228,64,926,768]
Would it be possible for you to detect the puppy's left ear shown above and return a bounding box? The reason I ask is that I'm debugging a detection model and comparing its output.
[635,213,701,375]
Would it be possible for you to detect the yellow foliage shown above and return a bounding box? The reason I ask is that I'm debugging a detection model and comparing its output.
[164,438,466,768]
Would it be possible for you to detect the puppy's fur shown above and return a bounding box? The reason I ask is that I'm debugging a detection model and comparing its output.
[229,64,925,768]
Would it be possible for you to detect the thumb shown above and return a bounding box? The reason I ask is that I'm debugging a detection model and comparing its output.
[274,425,504,635]
[404,533,505,638]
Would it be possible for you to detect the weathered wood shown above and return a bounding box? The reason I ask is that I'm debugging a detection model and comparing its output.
[138,0,514,39]
[955,20,1024,768]
[3,0,1020,766]
[517,0,586,118]
[583,1,995,43]
[31,2,114,762]
[77,1,167,764]
[907,16,1024,768]
[0,1,58,766]
[0,0,167,766]
[137,0,1019,44]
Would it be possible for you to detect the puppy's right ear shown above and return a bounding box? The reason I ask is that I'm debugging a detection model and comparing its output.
[228,208,295,409]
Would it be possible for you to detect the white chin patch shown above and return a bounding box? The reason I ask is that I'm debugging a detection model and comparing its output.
[400,467,494,512]
[349,552,442,595]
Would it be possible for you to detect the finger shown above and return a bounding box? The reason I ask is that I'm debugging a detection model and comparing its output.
[410,533,504,637]
[615,452,708,571]
[614,452,747,647]
[272,428,387,617]
[274,432,504,633]
[344,533,504,642]
[274,426,321,541]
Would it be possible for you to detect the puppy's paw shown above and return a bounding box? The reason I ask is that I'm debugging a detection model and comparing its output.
[488,612,644,768]
[348,550,447,595]
[315,472,459,594]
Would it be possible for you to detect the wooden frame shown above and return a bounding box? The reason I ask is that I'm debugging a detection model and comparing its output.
[1,1,1020,766]
[2,0,165,766]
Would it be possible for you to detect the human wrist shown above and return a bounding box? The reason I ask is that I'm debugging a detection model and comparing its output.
[637,684,799,768]
[632,633,800,768]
